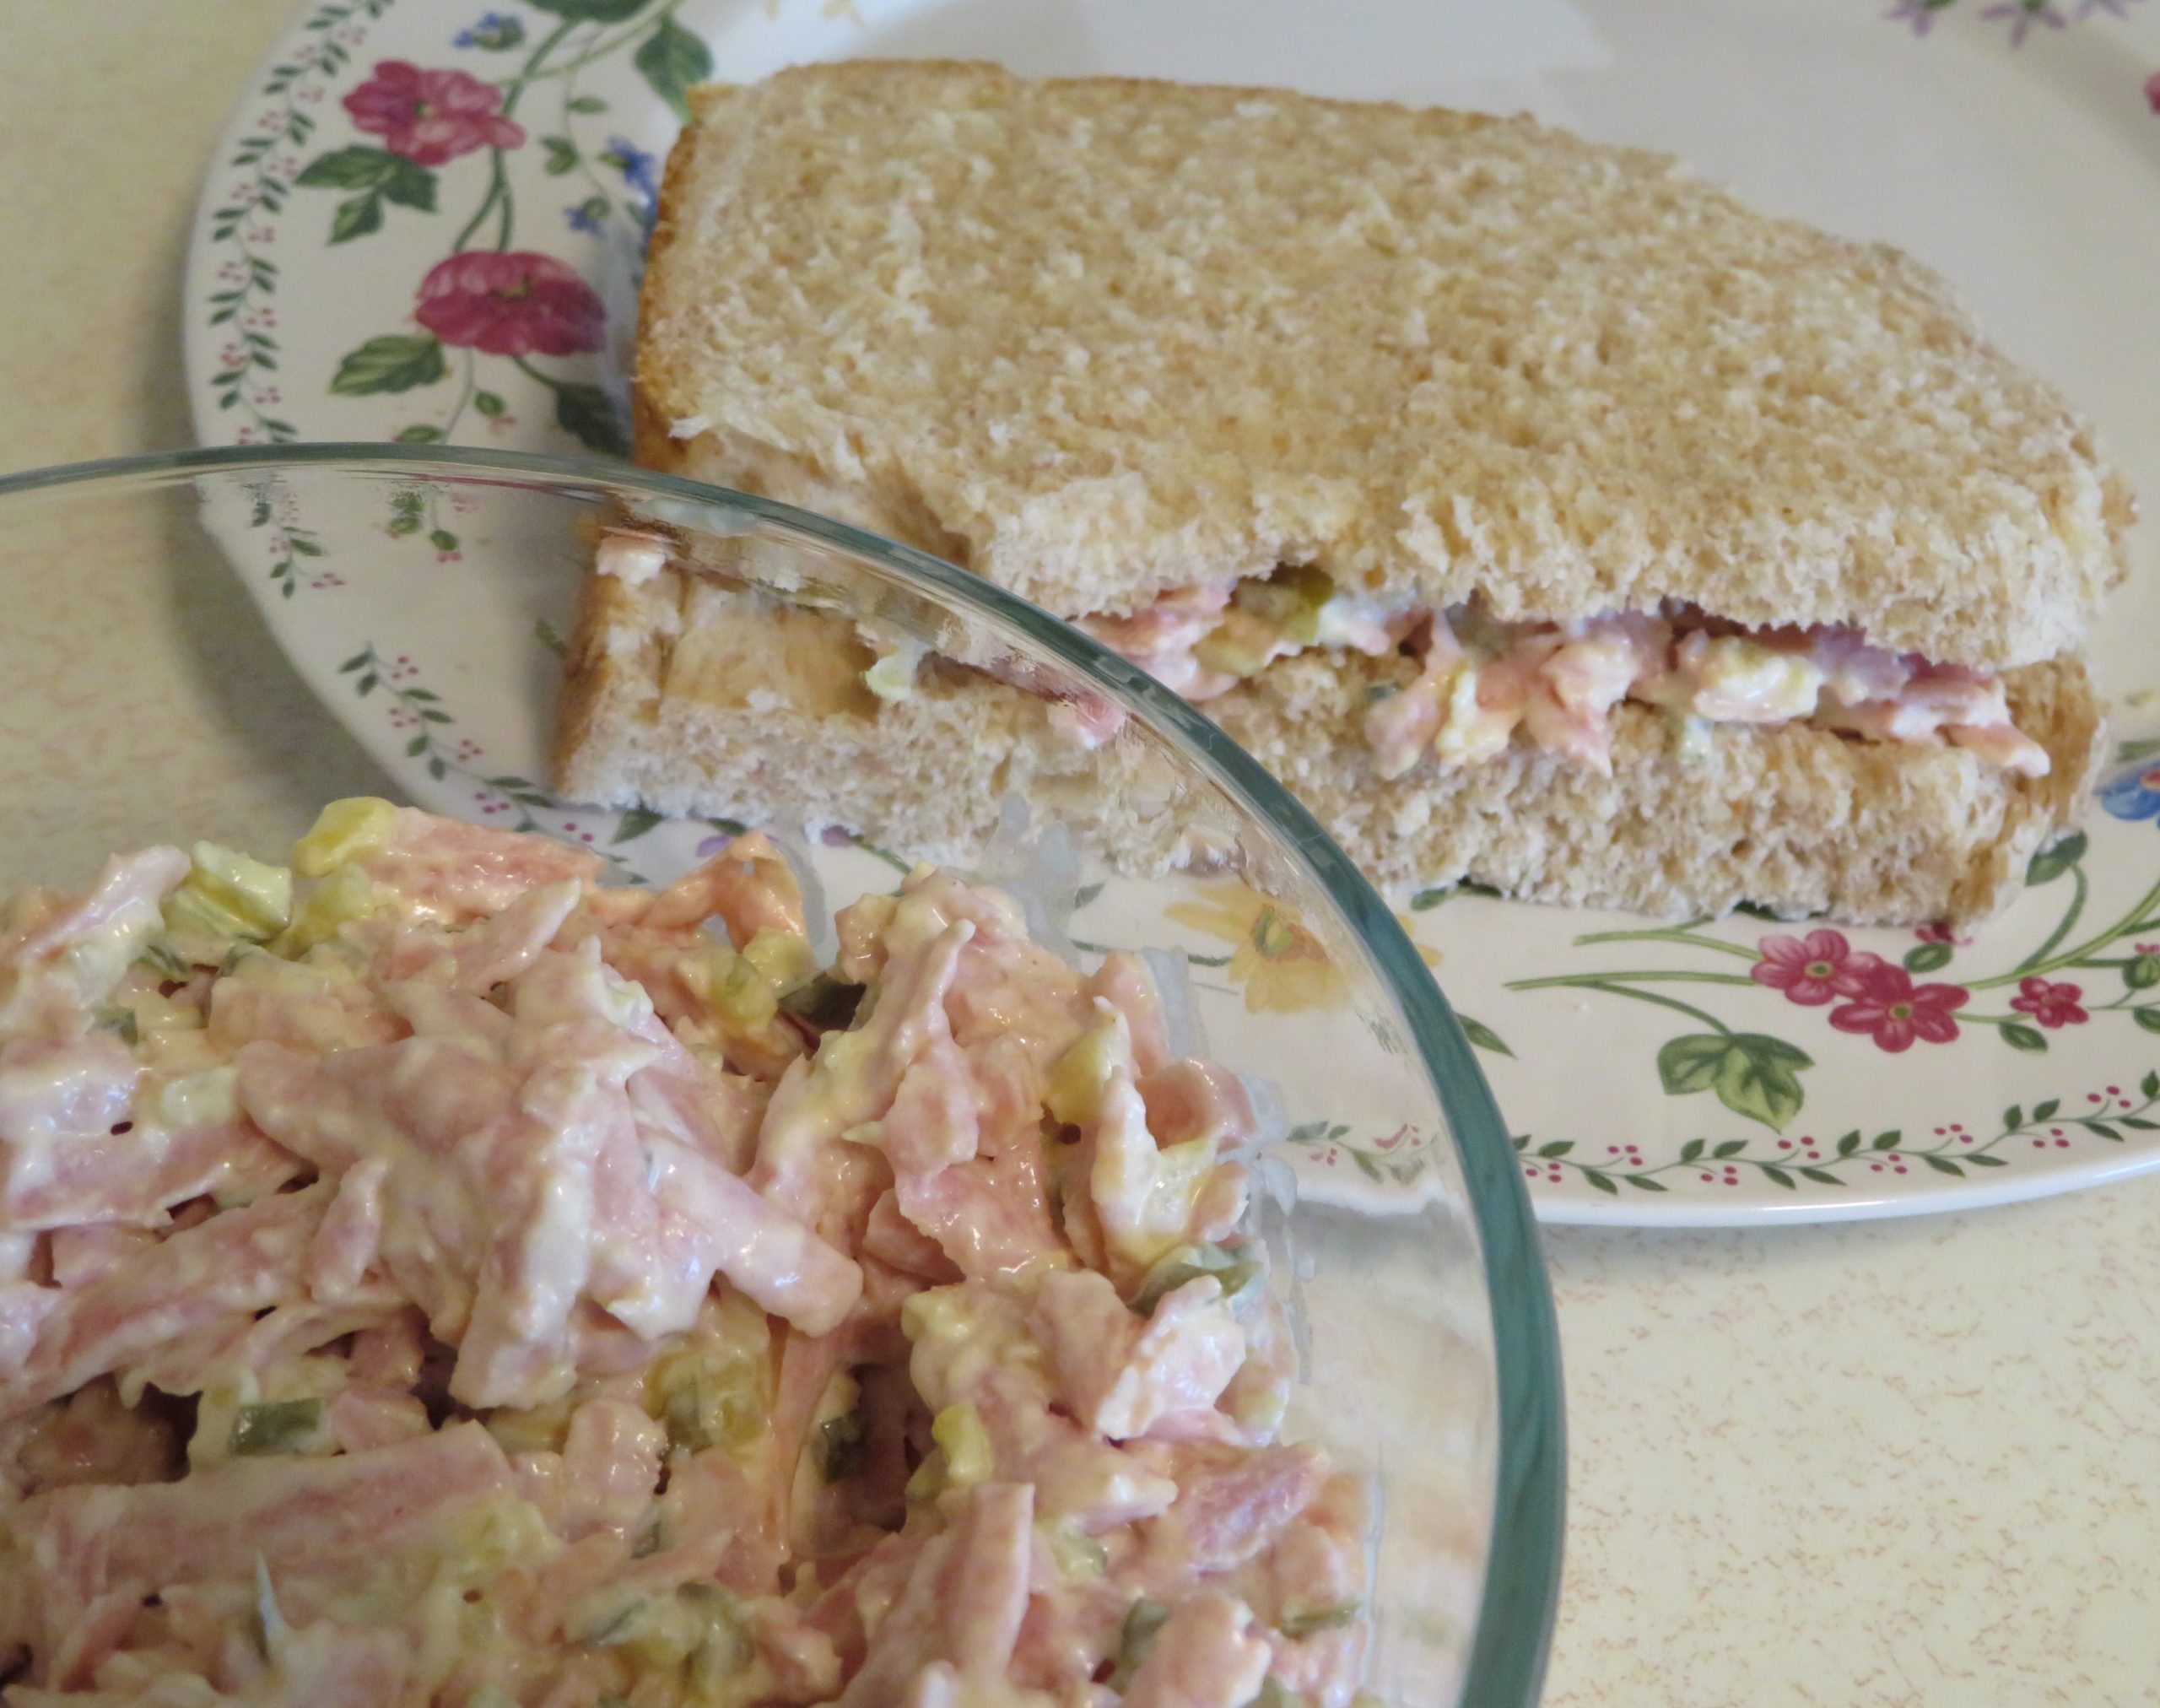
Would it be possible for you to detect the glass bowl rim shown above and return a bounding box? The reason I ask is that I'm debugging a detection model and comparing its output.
[0,441,1564,1705]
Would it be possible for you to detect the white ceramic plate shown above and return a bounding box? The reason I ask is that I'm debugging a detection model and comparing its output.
[186,0,2160,1224]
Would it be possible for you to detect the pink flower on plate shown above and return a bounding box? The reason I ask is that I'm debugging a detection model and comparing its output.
[1751,929,1887,1007]
[2147,70,2160,111]
[1829,963,1969,1053]
[1912,920,1970,947]
[413,251,605,357]
[2009,976,2088,1029]
[343,61,525,165]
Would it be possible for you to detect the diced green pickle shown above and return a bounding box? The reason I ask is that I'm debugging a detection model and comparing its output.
[1129,1242,1262,1316]
[779,972,866,1030]
[1277,1603,1361,1639]
[230,1397,325,1457]
[1233,565,1334,646]
[817,1410,867,1483]
[1110,1598,1173,1689]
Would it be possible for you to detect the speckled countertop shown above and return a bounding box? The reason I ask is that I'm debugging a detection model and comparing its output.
[3,4,2158,1703]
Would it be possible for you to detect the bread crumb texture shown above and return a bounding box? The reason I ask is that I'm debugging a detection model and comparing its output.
[559,566,2101,927]
[1209,649,2099,924]
[638,61,2129,668]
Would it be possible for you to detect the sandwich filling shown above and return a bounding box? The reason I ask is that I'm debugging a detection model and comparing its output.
[1077,569,2051,780]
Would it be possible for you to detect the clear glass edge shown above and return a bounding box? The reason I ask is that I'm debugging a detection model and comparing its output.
[0,441,1565,1705]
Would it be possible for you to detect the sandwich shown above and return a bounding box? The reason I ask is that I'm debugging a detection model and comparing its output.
[557,60,2132,924]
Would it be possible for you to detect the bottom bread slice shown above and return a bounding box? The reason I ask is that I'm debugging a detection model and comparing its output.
[556,566,2100,926]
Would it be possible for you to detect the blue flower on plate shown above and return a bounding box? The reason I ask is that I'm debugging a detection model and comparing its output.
[455,12,525,51]
[564,198,608,235]
[603,136,662,219]
[2099,761,2160,822]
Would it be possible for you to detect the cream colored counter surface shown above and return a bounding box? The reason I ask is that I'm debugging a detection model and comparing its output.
[3,5,2157,1704]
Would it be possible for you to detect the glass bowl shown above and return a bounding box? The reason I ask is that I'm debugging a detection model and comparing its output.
[0,445,1563,1706]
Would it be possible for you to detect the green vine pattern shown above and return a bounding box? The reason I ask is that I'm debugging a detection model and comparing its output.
[1285,1121,1438,1188]
[1515,1073,2160,1196]
[206,0,397,442]
[1491,824,2160,1140]
[203,0,703,451]
[332,642,655,884]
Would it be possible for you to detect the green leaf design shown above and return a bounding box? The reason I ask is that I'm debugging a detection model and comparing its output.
[378,157,436,212]
[527,0,648,20]
[428,529,459,553]
[1535,1140,1573,1159]
[1712,1034,1810,1132]
[395,424,444,443]
[2033,1098,2060,1122]
[1871,1130,1901,1150]
[612,808,664,845]
[2135,1008,2160,1035]
[2025,830,2087,886]
[2125,954,2160,992]
[1712,1138,1746,1159]
[634,14,714,123]
[1903,942,1953,974]
[474,390,507,419]
[1834,1130,1861,1157]
[1760,1165,1796,1190]
[294,143,403,189]
[1408,887,1451,911]
[2004,1105,2023,1132]
[2143,1071,2159,1100]
[2114,737,2160,765]
[1072,881,1105,911]
[2000,1022,2048,1053]
[1798,1167,1843,1186]
[543,135,580,176]
[330,334,446,396]
[1585,1170,1619,1197]
[1458,1015,1513,1058]
[2085,1120,2120,1142]
[1623,1174,1667,1192]
[329,192,384,244]
[1678,1138,1705,1164]
[1657,1031,1809,1131]
[1922,1154,1964,1176]
[553,381,629,454]
[1656,1034,1729,1097]
[1968,1154,2007,1167]
[569,94,608,114]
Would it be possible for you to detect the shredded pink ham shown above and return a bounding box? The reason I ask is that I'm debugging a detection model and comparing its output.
[1086,582,2051,779]
[0,812,1373,1708]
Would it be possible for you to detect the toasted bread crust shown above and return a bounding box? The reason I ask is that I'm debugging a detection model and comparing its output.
[636,60,2129,668]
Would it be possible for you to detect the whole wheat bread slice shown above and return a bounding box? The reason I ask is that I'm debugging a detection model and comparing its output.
[634,60,2129,666]
[561,60,2127,924]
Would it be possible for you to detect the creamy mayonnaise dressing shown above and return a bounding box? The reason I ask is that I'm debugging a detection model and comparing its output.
[0,805,1364,1708]
[1080,576,2049,781]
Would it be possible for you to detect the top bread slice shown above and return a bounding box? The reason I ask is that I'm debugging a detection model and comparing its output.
[637,60,2130,669]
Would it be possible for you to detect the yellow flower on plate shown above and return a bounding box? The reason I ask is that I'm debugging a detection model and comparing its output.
[1166,880,1347,1013]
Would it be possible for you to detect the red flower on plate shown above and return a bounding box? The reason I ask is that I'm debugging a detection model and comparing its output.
[344,61,525,165]
[1828,963,1968,1053]
[1751,929,1886,1008]
[2009,976,2088,1029]
[2147,70,2160,112]
[413,251,605,357]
